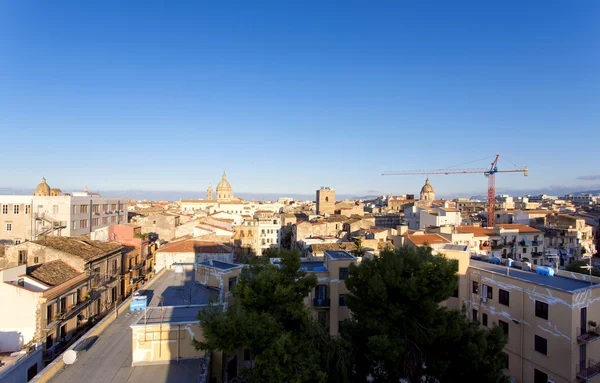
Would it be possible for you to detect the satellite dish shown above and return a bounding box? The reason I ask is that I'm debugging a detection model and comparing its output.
[63,350,77,365]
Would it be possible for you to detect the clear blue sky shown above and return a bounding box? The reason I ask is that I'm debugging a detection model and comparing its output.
[1,1,598,198]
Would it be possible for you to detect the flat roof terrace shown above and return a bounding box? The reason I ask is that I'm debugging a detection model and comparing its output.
[470,260,599,292]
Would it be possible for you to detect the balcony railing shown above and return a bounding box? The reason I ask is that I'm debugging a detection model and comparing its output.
[532,240,542,246]
[313,298,330,308]
[91,269,121,287]
[578,326,600,343]
[531,252,543,258]
[577,358,600,381]
[491,243,504,250]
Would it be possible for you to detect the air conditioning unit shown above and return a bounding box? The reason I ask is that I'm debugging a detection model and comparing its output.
[480,297,487,303]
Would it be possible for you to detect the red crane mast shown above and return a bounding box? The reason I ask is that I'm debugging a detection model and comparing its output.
[382,155,528,227]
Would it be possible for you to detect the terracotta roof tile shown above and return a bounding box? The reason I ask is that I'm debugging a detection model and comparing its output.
[27,260,82,286]
[456,226,497,237]
[157,239,233,254]
[406,233,450,246]
[33,236,122,262]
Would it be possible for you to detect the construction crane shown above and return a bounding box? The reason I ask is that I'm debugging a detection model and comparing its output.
[382,155,528,227]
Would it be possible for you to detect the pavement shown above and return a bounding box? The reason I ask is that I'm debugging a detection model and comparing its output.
[48,269,215,383]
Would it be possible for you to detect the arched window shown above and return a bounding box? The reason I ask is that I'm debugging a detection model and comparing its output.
[325,196,329,202]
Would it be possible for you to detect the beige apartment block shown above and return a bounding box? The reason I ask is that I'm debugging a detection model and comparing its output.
[462,256,600,383]
[0,179,128,244]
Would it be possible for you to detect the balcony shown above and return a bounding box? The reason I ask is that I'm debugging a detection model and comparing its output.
[91,269,121,288]
[578,326,600,343]
[491,243,504,250]
[532,240,542,246]
[577,359,600,381]
[531,252,543,258]
[313,298,330,308]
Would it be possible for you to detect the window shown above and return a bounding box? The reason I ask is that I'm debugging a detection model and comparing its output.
[318,311,327,327]
[499,320,509,337]
[534,369,548,383]
[34,256,39,263]
[102,217,108,224]
[483,284,493,299]
[534,335,547,355]
[502,352,509,369]
[6,223,12,232]
[535,301,549,320]
[25,205,30,214]
[80,219,88,228]
[53,205,59,214]
[80,205,88,214]
[339,294,346,306]
[452,287,459,298]
[228,277,237,291]
[92,218,99,226]
[111,216,116,223]
[482,313,488,327]
[499,289,510,306]
[111,204,117,211]
[18,250,27,264]
[339,267,348,280]
[72,221,77,229]
[13,204,19,214]
[523,247,527,253]
[73,205,77,214]
[93,204,99,213]
[1,205,6,214]
[60,324,67,340]
[15,239,21,244]
[472,309,478,322]
[472,281,479,294]
[46,334,53,349]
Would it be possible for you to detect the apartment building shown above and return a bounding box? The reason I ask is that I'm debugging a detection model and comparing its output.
[0,261,94,364]
[541,214,596,260]
[3,237,125,324]
[490,224,546,264]
[0,179,128,244]
[271,250,356,336]
[464,257,600,383]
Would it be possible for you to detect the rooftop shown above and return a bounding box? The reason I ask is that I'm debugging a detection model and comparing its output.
[469,260,598,292]
[157,239,233,254]
[441,244,469,252]
[134,305,207,325]
[197,260,242,271]
[33,236,122,262]
[325,250,356,260]
[27,260,82,286]
[496,224,541,233]
[406,233,451,246]
[299,261,327,272]
[456,226,497,237]
[140,268,218,307]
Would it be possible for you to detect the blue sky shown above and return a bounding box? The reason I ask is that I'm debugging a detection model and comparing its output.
[1,1,598,199]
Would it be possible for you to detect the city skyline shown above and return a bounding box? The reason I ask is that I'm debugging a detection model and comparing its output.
[1,1,599,195]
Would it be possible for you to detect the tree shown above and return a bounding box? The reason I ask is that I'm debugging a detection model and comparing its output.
[343,246,508,383]
[195,249,350,382]
[566,260,600,277]
[351,234,365,257]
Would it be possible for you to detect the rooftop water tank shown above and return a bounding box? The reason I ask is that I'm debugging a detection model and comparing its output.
[536,266,555,277]
[488,257,501,265]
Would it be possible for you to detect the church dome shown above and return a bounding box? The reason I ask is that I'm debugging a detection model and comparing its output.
[421,178,434,193]
[216,172,232,191]
[34,177,51,196]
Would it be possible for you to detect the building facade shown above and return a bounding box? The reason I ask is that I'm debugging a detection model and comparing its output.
[0,179,128,245]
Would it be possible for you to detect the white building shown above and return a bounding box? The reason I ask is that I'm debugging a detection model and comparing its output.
[0,179,128,245]
[404,204,461,230]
